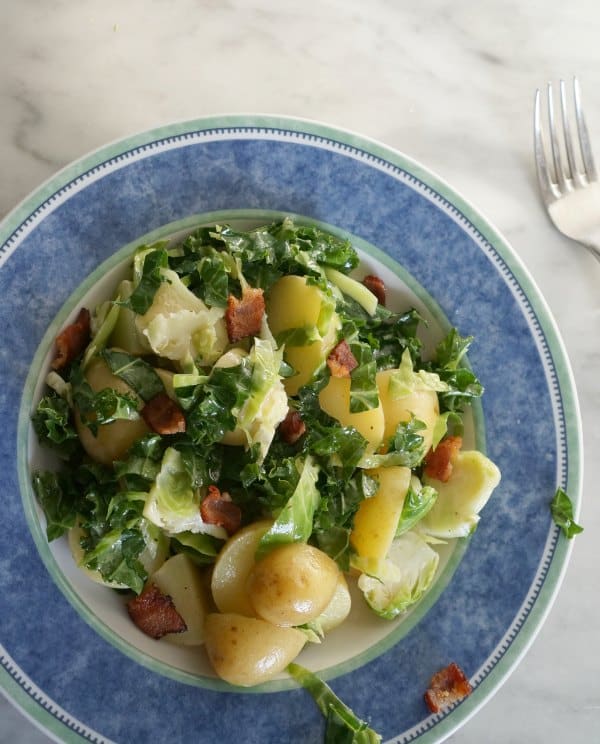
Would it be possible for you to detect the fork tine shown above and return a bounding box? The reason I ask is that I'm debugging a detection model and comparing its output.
[573,77,598,182]
[559,79,578,182]
[547,82,569,192]
[534,88,557,202]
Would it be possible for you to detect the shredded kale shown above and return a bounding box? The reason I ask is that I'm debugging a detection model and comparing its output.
[32,391,80,459]
[101,349,165,401]
[122,245,169,315]
[550,487,583,539]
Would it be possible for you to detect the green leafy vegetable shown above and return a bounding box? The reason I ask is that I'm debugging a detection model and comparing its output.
[83,526,147,594]
[143,447,224,536]
[287,662,382,743]
[256,455,320,558]
[170,531,224,565]
[186,360,254,447]
[396,481,438,536]
[32,470,78,540]
[101,349,165,401]
[70,364,140,435]
[32,392,80,459]
[124,245,169,315]
[357,530,440,619]
[550,487,583,538]
[424,330,483,413]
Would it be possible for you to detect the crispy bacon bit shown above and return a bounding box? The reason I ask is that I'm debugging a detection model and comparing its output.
[279,410,306,444]
[51,308,91,370]
[225,287,265,343]
[127,583,187,640]
[201,485,242,536]
[424,435,463,483]
[424,662,472,714]
[141,392,186,435]
[363,274,386,306]
[327,339,358,378]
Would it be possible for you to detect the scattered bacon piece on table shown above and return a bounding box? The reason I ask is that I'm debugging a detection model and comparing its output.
[225,286,265,343]
[141,392,186,435]
[424,435,463,483]
[363,274,386,306]
[51,307,91,370]
[279,410,306,444]
[201,485,242,536]
[424,662,472,714]
[327,339,358,378]
[127,583,187,639]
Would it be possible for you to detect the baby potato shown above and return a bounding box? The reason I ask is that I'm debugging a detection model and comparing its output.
[151,554,209,646]
[318,376,384,451]
[204,612,306,686]
[74,356,149,465]
[211,520,273,616]
[376,369,439,452]
[315,573,352,634]
[248,542,339,627]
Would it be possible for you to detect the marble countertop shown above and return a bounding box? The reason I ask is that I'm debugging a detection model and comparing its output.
[1,1,598,742]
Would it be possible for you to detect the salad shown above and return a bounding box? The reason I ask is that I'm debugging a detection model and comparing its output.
[31,218,500,728]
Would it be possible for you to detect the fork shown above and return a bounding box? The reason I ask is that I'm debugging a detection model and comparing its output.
[534,77,600,262]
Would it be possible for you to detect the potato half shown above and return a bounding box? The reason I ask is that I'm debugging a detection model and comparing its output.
[204,612,306,686]
[210,520,273,616]
[247,542,339,627]
[74,355,148,465]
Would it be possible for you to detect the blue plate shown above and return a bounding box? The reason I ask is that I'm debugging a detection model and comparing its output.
[0,116,582,743]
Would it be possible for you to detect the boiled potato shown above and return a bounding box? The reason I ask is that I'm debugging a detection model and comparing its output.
[266,275,339,395]
[421,450,501,538]
[376,368,439,452]
[74,356,149,465]
[247,542,339,627]
[266,275,323,331]
[318,376,384,451]
[151,554,209,645]
[350,465,411,573]
[204,612,306,686]
[315,573,352,634]
[211,520,272,616]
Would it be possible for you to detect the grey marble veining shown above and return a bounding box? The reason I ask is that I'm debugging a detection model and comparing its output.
[1,0,599,742]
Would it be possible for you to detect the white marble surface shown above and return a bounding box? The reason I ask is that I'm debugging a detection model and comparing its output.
[1,1,598,742]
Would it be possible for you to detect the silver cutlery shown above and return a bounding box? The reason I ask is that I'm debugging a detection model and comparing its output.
[534,77,600,262]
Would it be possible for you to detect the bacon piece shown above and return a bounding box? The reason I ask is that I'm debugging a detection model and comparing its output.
[327,339,358,378]
[424,662,472,714]
[51,308,91,370]
[279,410,306,444]
[200,485,242,536]
[141,392,186,435]
[363,274,386,306]
[127,583,187,639]
[225,287,265,343]
[424,435,463,483]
